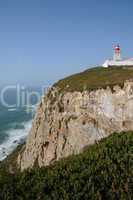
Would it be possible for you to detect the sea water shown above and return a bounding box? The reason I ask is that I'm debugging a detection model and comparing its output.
[0,85,43,160]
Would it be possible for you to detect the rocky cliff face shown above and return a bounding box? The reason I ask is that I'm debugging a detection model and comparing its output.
[18,80,133,171]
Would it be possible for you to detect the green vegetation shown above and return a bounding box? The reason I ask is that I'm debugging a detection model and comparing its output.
[0,132,132,200]
[0,143,25,173]
[54,66,133,92]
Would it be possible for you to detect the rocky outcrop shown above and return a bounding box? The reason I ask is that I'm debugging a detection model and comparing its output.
[18,80,133,171]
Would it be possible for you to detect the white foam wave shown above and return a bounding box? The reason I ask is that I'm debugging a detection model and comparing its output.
[0,120,32,161]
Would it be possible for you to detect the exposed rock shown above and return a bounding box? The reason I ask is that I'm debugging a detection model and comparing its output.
[18,80,133,171]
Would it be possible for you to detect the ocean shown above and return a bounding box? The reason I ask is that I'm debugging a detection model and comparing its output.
[0,85,43,160]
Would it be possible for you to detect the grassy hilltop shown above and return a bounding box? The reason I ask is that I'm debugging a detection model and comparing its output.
[54,66,133,92]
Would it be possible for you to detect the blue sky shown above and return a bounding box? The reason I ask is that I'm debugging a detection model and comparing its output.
[0,0,133,85]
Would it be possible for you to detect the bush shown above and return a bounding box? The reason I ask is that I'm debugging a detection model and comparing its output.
[0,131,132,200]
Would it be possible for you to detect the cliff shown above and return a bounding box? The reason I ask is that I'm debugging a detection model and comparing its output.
[17,67,133,171]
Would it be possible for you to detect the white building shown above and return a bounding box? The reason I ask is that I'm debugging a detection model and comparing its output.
[103,45,133,68]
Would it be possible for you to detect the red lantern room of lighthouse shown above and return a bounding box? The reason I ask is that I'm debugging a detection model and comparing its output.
[113,44,121,61]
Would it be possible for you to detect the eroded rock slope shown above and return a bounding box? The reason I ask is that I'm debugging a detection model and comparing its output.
[18,80,133,171]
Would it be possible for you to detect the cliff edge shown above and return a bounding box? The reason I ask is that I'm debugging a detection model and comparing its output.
[17,67,133,171]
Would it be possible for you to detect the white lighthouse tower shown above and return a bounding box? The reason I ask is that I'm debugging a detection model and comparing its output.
[113,44,121,61]
[103,44,133,68]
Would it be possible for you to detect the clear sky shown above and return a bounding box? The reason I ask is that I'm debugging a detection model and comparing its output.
[0,0,133,85]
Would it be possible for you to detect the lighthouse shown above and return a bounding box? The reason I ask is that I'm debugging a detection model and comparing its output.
[113,44,121,61]
[103,44,133,68]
